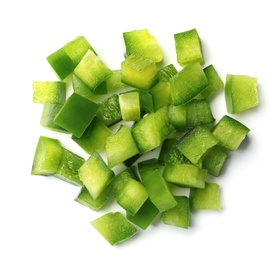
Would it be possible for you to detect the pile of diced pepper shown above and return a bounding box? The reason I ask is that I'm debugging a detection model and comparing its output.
[32,28,259,245]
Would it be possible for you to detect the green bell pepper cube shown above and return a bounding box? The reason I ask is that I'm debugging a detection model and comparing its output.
[168,103,187,131]
[54,93,99,138]
[185,99,215,128]
[96,94,122,127]
[72,117,112,155]
[150,81,172,111]
[74,49,112,91]
[91,212,138,246]
[126,199,159,230]
[32,81,66,104]
[158,138,190,165]
[105,70,125,90]
[131,106,174,154]
[75,186,110,212]
[157,64,178,82]
[163,163,207,188]
[174,28,204,67]
[202,145,228,177]
[72,74,103,102]
[119,91,141,121]
[139,90,154,113]
[190,182,221,210]
[109,167,139,197]
[137,158,160,182]
[123,28,163,63]
[54,148,84,186]
[78,151,114,200]
[170,62,208,105]
[121,54,158,90]
[211,115,250,151]
[31,136,64,176]
[114,177,148,216]
[177,126,219,165]
[160,196,190,229]
[142,169,177,213]
[201,64,224,99]
[149,64,177,111]
[106,124,139,168]
[40,104,68,133]
[225,74,259,114]
[47,48,76,80]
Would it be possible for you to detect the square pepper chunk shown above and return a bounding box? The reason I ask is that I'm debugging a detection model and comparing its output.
[170,62,208,105]
[54,93,99,138]
[174,28,204,67]
[91,212,138,245]
[33,81,66,104]
[225,74,258,114]
[190,182,221,210]
[160,196,190,229]
[74,50,112,91]
[177,126,218,165]
[211,115,250,151]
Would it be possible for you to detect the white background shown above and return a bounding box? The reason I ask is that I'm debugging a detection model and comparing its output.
[1,0,278,259]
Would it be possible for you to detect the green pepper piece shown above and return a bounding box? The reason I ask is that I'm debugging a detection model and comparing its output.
[72,117,112,155]
[170,62,208,105]
[158,138,190,165]
[121,54,158,90]
[190,182,221,210]
[96,94,122,127]
[174,28,204,67]
[32,81,66,104]
[126,199,159,230]
[202,145,228,177]
[54,148,84,186]
[78,151,114,200]
[178,126,219,165]
[106,125,139,168]
[54,93,99,138]
[160,196,190,229]
[168,103,187,131]
[47,48,76,80]
[40,104,68,133]
[131,106,174,154]
[149,64,177,111]
[142,169,177,213]
[201,64,224,99]
[109,168,139,197]
[91,212,138,245]
[75,186,110,212]
[139,90,154,113]
[211,115,250,151]
[185,99,215,128]
[105,70,125,90]
[119,91,141,121]
[74,50,112,91]
[150,81,172,111]
[115,177,148,216]
[31,136,63,176]
[163,163,207,188]
[123,28,163,63]
[225,74,258,114]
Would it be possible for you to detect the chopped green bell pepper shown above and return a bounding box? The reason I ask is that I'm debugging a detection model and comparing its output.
[54,93,99,138]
